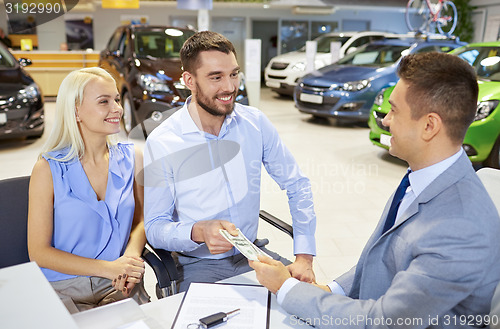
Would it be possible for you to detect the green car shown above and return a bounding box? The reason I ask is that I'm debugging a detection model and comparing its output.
[368,42,500,168]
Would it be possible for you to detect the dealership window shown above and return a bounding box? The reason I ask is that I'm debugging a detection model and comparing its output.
[280,20,308,54]
[311,21,338,40]
[279,20,339,55]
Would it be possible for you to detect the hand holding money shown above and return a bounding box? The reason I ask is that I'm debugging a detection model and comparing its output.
[192,220,239,254]
[220,228,272,261]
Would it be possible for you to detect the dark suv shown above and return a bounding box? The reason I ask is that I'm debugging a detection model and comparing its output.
[99,25,248,133]
[0,42,44,139]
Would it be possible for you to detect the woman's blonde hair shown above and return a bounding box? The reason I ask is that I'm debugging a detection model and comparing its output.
[40,67,118,161]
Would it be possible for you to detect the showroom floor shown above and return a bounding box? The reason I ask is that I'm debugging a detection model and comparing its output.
[0,87,409,299]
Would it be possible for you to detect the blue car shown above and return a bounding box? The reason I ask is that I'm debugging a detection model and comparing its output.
[294,36,466,122]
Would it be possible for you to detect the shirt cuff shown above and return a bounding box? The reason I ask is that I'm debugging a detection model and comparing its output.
[168,221,200,252]
[276,277,300,305]
[292,234,316,256]
[327,281,346,296]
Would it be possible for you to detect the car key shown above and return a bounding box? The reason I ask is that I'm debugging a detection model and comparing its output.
[199,308,240,328]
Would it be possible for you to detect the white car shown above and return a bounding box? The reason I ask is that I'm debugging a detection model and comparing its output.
[264,31,398,96]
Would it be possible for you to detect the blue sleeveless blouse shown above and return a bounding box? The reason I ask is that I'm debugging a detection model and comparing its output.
[41,143,136,282]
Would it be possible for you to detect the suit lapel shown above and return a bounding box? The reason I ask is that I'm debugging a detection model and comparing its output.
[383,153,472,235]
[352,153,473,297]
[356,152,472,259]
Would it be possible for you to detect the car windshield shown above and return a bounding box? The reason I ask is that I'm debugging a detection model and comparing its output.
[454,46,500,82]
[298,35,351,53]
[0,45,16,68]
[337,44,409,67]
[134,28,195,59]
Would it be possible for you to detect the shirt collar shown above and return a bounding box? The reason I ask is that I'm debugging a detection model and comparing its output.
[180,96,237,138]
[180,97,200,135]
[408,148,464,198]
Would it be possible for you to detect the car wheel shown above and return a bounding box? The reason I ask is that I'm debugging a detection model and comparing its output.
[122,91,136,134]
[484,136,500,169]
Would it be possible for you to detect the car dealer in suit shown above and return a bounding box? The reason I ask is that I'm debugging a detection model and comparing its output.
[251,52,500,328]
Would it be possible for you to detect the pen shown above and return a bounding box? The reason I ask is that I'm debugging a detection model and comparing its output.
[199,308,240,328]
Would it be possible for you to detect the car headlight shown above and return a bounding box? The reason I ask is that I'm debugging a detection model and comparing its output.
[314,59,324,70]
[374,88,388,106]
[291,62,306,71]
[475,100,499,121]
[17,82,41,101]
[339,79,371,91]
[139,74,171,93]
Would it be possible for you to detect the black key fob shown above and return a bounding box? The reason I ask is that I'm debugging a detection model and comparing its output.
[199,312,226,328]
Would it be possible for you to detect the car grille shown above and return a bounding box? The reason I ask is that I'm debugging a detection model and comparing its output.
[0,94,29,122]
[268,74,286,80]
[271,62,288,70]
[0,95,15,109]
[0,119,26,130]
[0,106,29,119]
[296,95,340,111]
[301,83,331,93]
[373,110,389,132]
[296,83,340,111]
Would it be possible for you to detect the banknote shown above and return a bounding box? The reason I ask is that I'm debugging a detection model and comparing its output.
[219,228,272,261]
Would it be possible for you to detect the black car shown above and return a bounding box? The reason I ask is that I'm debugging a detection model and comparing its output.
[99,25,248,134]
[0,43,44,139]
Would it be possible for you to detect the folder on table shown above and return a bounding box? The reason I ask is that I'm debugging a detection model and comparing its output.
[171,282,271,329]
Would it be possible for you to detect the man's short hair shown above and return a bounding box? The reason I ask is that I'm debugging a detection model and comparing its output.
[397,52,478,142]
[180,31,236,74]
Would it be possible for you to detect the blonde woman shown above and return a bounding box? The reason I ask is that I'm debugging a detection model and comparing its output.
[28,67,149,312]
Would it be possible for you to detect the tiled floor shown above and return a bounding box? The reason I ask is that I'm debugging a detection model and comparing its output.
[0,87,409,299]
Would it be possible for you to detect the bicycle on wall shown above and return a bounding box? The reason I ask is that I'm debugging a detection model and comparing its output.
[405,0,458,36]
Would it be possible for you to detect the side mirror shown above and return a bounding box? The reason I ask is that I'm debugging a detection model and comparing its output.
[18,58,32,67]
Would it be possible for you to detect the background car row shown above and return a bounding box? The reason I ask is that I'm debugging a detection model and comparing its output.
[293,35,465,122]
[368,41,500,169]
[3,28,500,171]
[264,31,398,96]
[98,24,248,134]
[265,31,499,169]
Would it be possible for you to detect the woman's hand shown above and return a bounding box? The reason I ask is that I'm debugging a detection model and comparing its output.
[109,255,144,296]
[112,274,138,297]
[107,255,145,281]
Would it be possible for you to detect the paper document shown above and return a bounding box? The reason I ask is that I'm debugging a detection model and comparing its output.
[171,282,270,329]
[220,228,272,261]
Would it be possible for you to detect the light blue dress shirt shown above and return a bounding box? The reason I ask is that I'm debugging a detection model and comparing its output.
[278,149,464,303]
[41,143,136,282]
[144,98,316,259]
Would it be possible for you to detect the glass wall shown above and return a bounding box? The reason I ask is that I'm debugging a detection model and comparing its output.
[280,20,340,55]
[311,21,339,40]
[280,20,308,54]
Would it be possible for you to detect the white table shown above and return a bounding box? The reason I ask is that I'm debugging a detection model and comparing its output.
[140,271,300,329]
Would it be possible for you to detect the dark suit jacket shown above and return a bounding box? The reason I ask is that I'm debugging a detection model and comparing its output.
[282,153,500,328]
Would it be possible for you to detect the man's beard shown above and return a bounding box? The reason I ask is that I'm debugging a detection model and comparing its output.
[195,83,236,117]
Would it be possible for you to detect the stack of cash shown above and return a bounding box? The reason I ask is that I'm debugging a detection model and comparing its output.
[219,229,272,261]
